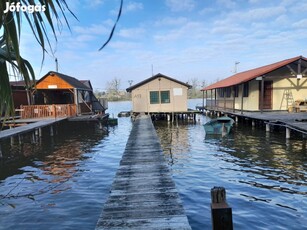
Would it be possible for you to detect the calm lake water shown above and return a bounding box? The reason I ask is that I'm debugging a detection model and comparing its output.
[0,99,306,229]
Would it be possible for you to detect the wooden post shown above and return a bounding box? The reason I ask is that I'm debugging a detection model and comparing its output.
[18,135,23,145]
[50,126,54,136]
[286,127,291,139]
[0,143,2,159]
[39,128,42,137]
[35,128,39,136]
[204,90,206,113]
[260,78,264,114]
[240,83,244,114]
[266,123,270,132]
[232,86,235,113]
[54,104,57,119]
[211,187,233,230]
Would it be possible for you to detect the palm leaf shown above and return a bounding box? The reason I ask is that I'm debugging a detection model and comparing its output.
[99,0,123,51]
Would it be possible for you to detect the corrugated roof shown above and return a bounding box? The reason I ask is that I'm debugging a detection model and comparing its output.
[126,73,192,92]
[202,56,307,91]
[37,71,91,90]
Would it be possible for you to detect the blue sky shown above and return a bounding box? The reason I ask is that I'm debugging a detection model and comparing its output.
[18,0,307,90]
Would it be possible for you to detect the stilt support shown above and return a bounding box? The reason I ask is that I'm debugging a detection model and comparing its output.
[286,127,291,139]
[266,124,270,132]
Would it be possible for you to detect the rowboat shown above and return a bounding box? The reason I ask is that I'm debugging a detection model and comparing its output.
[203,116,234,135]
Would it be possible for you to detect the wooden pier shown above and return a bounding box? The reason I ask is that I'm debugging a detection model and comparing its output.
[0,118,66,140]
[96,115,191,229]
[205,109,307,138]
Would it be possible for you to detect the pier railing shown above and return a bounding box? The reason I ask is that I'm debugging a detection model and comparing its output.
[20,104,77,119]
[206,99,235,111]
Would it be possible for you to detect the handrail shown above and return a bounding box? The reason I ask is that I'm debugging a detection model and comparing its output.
[20,104,77,119]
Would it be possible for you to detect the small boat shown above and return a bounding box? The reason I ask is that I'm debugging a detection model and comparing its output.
[203,116,234,135]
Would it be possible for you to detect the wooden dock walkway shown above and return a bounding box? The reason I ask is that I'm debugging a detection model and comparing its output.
[96,115,191,229]
[0,118,66,140]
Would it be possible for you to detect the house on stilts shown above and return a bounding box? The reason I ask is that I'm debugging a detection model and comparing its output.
[18,71,106,119]
[201,56,307,114]
[126,73,197,120]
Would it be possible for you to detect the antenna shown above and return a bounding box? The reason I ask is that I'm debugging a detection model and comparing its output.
[55,58,58,72]
[234,61,240,73]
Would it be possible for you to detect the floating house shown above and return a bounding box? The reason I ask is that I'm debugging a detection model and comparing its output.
[19,71,105,119]
[201,56,307,113]
[126,73,192,114]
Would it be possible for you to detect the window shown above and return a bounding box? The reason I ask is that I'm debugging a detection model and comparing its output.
[225,87,231,98]
[243,82,249,97]
[218,88,224,97]
[150,91,159,104]
[160,91,170,103]
[149,90,170,104]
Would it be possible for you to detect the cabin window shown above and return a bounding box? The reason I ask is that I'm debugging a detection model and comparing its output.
[234,85,239,97]
[150,91,159,104]
[160,91,170,103]
[225,87,231,98]
[218,88,224,97]
[243,82,249,97]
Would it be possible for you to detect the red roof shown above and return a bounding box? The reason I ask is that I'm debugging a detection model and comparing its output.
[201,56,307,91]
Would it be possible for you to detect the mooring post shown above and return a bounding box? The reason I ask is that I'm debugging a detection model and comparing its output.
[211,187,233,230]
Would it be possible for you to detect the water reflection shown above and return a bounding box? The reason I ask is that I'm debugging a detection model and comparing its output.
[0,121,108,204]
[154,120,192,166]
[154,117,307,229]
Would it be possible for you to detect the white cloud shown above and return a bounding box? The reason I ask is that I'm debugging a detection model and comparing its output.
[73,24,110,35]
[125,1,143,12]
[165,0,195,12]
[217,0,236,9]
[118,27,145,39]
[84,0,105,8]
[154,17,189,27]
[292,19,307,28]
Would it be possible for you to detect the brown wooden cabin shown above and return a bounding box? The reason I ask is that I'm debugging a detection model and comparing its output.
[9,80,37,111]
[20,71,105,119]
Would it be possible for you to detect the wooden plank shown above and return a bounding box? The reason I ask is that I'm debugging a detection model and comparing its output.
[96,115,191,230]
[0,118,66,140]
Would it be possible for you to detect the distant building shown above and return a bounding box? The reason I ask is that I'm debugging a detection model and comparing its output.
[126,73,192,113]
[201,56,307,113]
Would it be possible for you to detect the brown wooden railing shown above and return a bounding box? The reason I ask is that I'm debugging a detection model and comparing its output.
[20,104,77,119]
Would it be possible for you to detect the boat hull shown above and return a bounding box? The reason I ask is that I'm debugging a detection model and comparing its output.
[203,117,234,135]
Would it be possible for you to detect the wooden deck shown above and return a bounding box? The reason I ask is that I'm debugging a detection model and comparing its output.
[206,108,307,134]
[96,115,191,229]
[0,118,67,140]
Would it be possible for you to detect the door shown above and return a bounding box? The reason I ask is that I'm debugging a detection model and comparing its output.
[259,81,273,110]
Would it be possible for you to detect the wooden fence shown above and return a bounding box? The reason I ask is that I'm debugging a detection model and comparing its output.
[20,104,77,119]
